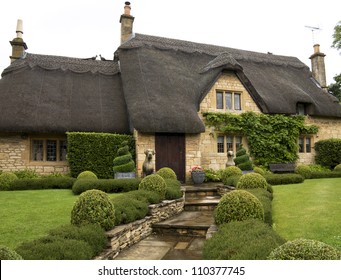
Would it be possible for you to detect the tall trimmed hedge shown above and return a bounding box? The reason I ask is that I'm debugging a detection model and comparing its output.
[67,132,135,179]
[315,138,341,169]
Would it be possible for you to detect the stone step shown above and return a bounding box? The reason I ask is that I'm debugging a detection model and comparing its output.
[184,196,220,211]
[184,184,222,199]
[152,211,214,237]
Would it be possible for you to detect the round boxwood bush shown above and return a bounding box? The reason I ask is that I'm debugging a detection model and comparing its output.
[139,174,167,200]
[214,190,264,225]
[253,166,266,175]
[237,173,268,189]
[268,239,341,260]
[334,163,341,172]
[156,167,177,180]
[77,171,98,180]
[0,245,23,260]
[221,166,242,184]
[203,219,286,260]
[0,172,18,191]
[295,165,312,179]
[71,189,115,230]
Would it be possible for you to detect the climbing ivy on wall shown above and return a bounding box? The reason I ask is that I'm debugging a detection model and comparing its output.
[203,112,319,167]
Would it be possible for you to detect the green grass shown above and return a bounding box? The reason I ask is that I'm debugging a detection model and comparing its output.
[0,190,120,249]
[272,178,341,251]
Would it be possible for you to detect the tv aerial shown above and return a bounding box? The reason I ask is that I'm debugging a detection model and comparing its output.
[305,25,321,44]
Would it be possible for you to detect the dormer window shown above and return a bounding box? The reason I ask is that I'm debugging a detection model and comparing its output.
[297,103,310,115]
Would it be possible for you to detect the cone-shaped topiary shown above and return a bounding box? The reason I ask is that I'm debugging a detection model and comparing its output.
[214,190,264,225]
[71,189,115,230]
[139,174,167,200]
[113,141,135,173]
[268,239,341,260]
[234,145,253,171]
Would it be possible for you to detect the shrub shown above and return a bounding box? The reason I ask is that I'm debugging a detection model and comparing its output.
[263,174,304,185]
[139,174,167,200]
[315,138,341,169]
[48,224,107,256]
[14,169,39,179]
[77,171,98,180]
[214,190,264,225]
[334,164,341,172]
[309,171,341,179]
[245,188,273,225]
[10,177,76,191]
[268,239,341,260]
[113,141,135,173]
[67,132,135,179]
[71,189,115,230]
[223,175,241,187]
[0,172,18,191]
[164,179,182,200]
[16,236,93,260]
[156,167,177,180]
[234,146,253,171]
[220,166,242,184]
[0,245,23,260]
[203,219,285,260]
[72,178,140,195]
[237,173,267,189]
[112,195,149,225]
[253,166,266,175]
[124,189,162,204]
[203,168,221,182]
[295,165,312,179]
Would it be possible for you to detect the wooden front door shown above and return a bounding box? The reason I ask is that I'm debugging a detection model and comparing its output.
[155,133,186,182]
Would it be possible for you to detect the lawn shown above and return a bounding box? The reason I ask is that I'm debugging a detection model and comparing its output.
[0,189,119,249]
[272,178,341,251]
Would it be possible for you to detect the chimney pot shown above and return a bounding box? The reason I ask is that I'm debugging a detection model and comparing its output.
[124,2,131,16]
[16,19,23,38]
[313,44,320,54]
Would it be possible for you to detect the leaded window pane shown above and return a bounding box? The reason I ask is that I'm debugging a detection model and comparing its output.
[32,140,43,161]
[234,93,241,110]
[46,140,57,161]
[217,136,224,153]
[216,92,223,109]
[60,140,67,161]
[225,92,232,109]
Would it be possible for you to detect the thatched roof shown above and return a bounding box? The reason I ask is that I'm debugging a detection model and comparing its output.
[117,33,341,133]
[0,53,130,134]
[1,33,340,135]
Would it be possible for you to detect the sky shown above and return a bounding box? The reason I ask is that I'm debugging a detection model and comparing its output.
[0,0,340,84]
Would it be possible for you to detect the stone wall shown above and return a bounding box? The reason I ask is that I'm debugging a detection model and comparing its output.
[95,198,184,260]
[0,133,69,175]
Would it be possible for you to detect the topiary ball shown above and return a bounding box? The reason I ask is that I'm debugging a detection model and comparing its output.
[0,172,18,191]
[71,189,115,230]
[237,173,268,189]
[333,163,341,172]
[0,245,23,260]
[156,167,177,180]
[139,174,167,200]
[268,239,341,260]
[214,190,264,225]
[77,171,98,180]
[221,166,242,184]
[294,165,312,179]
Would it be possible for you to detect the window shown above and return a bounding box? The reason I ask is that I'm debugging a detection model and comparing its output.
[297,103,311,116]
[299,136,312,153]
[216,90,242,110]
[31,138,67,162]
[217,135,243,154]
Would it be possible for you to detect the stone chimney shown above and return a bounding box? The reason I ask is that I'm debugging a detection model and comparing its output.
[120,2,134,44]
[9,19,28,63]
[309,44,327,90]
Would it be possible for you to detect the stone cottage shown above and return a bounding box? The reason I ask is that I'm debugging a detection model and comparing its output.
[1,2,340,181]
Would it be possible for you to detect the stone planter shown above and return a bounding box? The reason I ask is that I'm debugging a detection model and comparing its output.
[114,172,136,179]
[191,171,206,184]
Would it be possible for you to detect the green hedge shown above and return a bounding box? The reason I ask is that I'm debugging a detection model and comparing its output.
[309,171,341,179]
[315,138,341,169]
[67,132,135,179]
[245,188,273,225]
[72,178,141,195]
[203,219,286,260]
[8,177,76,191]
[263,174,304,185]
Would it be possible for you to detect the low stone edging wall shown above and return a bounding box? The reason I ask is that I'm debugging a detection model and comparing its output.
[95,197,184,260]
